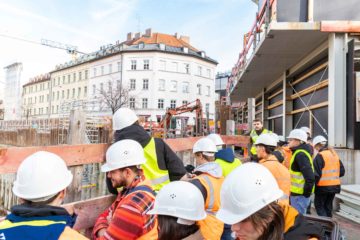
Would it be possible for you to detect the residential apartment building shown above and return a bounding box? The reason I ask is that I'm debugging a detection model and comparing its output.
[22,74,51,119]
[24,29,217,125]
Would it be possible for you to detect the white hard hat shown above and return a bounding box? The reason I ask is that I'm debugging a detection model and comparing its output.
[268,133,280,143]
[313,135,327,147]
[113,107,138,131]
[300,126,311,136]
[13,151,73,201]
[255,133,277,147]
[148,181,206,223]
[101,139,146,172]
[207,133,225,146]
[287,129,308,142]
[216,163,283,225]
[193,138,218,156]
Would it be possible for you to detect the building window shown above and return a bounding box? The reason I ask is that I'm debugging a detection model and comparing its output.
[72,88,75,98]
[108,81,112,93]
[52,79,55,86]
[46,107,48,114]
[142,98,148,109]
[144,60,149,70]
[184,63,190,74]
[67,89,70,99]
[170,80,177,92]
[52,106,54,114]
[47,94,49,102]
[56,105,59,113]
[85,70,88,79]
[52,92,55,100]
[117,80,121,90]
[143,79,149,90]
[206,86,210,96]
[197,66,202,76]
[130,79,136,90]
[197,84,201,95]
[159,60,166,71]
[117,62,121,72]
[34,108,36,115]
[68,74,71,83]
[131,60,137,70]
[93,84,96,95]
[62,90,65,99]
[79,72,82,81]
[62,76,66,84]
[109,64,112,73]
[56,91,59,100]
[93,68,97,77]
[205,103,210,113]
[129,98,135,109]
[73,73,76,82]
[78,87,81,98]
[172,62,178,72]
[182,100,188,106]
[170,100,176,109]
[206,69,211,78]
[159,79,165,91]
[100,83,104,93]
[182,82,189,93]
[57,78,60,86]
[158,99,164,109]
[84,86,87,97]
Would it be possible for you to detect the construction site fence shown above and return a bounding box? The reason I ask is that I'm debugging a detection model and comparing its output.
[0,135,250,236]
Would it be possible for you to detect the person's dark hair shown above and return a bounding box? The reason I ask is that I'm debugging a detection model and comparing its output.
[253,119,263,124]
[158,215,199,240]
[194,152,214,162]
[257,144,275,155]
[246,201,284,240]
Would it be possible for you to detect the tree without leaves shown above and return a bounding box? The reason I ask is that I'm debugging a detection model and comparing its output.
[97,82,131,114]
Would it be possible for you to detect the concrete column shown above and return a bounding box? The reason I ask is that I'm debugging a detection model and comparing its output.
[247,98,255,125]
[262,89,269,129]
[282,72,293,137]
[328,33,347,147]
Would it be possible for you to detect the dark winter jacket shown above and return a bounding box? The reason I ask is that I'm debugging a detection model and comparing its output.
[290,143,315,198]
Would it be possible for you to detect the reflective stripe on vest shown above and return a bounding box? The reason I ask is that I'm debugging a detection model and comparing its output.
[0,220,66,229]
[318,150,341,186]
[215,158,242,177]
[250,129,271,155]
[201,175,215,214]
[143,138,170,191]
[289,149,314,195]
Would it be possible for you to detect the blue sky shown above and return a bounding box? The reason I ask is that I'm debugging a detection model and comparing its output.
[0,0,257,85]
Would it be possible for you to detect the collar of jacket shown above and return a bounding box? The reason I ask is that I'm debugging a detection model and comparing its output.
[194,162,223,178]
[259,154,278,164]
[114,123,151,147]
[290,143,312,154]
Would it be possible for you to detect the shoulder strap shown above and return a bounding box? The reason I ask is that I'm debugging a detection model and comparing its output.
[128,185,156,196]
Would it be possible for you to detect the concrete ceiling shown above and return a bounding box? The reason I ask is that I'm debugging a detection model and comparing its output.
[230,28,329,102]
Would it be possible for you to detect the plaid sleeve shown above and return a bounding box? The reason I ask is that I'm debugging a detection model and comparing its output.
[103,191,156,240]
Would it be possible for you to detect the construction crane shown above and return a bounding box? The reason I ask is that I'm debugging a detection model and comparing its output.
[0,33,86,59]
[145,99,204,138]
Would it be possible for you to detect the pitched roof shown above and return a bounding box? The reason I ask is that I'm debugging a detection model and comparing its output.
[125,33,198,51]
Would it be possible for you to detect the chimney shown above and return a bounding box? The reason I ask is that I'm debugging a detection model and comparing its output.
[145,28,152,37]
[127,32,134,41]
[180,35,190,44]
[174,32,179,39]
[135,32,141,39]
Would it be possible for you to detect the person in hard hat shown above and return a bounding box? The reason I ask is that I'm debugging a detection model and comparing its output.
[313,136,345,217]
[216,163,323,240]
[270,133,293,168]
[0,151,88,240]
[255,133,291,199]
[92,139,157,240]
[287,129,315,214]
[300,126,314,155]
[182,137,224,240]
[246,119,271,162]
[110,107,186,192]
[207,133,242,177]
[147,181,206,240]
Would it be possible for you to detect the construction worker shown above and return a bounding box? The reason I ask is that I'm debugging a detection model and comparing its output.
[148,181,206,240]
[287,129,315,215]
[182,137,224,240]
[111,107,186,192]
[255,133,291,199]
[270,133,293,168]
[0,151,87,240]
[92,139,157,239]
[207,133,242,177]
[247,119,271,161]
[300,126,314,156]
[216,163,323,240]
[313,136,345,217]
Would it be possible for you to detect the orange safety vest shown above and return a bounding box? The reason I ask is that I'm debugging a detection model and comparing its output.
[317,150,341,187]
[194,173,224,240]
[259,155,291,197]
[282,146,292,169]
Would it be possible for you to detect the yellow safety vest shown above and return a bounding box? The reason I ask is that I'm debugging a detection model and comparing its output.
[289,149,315,195]
[250,129,271,155]
[215,158,242,177]
[143,138,170,191]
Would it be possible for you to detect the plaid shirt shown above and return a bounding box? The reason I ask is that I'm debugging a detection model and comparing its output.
[92,177,156,240]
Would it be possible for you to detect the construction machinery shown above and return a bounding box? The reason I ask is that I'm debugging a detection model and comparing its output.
[146,99,204,138]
